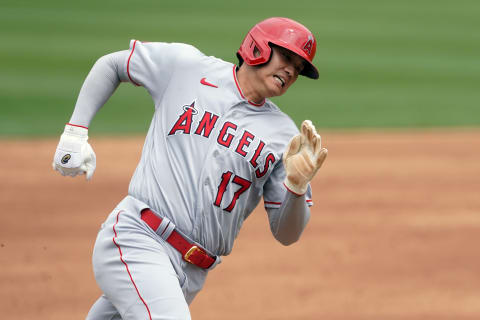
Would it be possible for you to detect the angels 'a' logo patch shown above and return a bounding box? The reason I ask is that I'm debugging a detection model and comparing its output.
[61,154,71,164]
[303,35,314,56]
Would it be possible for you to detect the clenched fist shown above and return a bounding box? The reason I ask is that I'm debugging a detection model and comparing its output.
[283,120,328,195]
[52,124,96,180]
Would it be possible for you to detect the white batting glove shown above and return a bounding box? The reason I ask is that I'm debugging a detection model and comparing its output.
[52,124,96,180]
[283,120,328,195]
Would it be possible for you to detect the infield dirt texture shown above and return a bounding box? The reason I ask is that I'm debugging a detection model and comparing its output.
[1,130,480,319]
[1,0,480,319]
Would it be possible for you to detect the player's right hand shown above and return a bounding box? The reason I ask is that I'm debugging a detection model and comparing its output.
[52,124,96,180]
[283,120,328,195]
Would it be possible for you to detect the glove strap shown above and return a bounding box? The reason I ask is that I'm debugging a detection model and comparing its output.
[64,123,89,138]
[283,180,307,196]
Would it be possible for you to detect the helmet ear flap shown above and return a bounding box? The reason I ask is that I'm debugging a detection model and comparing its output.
[238,32,271,66]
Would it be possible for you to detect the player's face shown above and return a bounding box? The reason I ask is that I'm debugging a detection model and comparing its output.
[256,46,305,98]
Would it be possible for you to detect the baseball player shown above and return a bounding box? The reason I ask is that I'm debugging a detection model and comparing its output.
[53,17,327,320]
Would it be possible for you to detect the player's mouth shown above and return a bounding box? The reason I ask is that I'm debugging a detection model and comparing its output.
[273,75,285,87]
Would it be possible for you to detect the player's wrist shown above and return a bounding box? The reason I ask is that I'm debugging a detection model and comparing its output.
[64,123,89,138]
[283,179,308,196]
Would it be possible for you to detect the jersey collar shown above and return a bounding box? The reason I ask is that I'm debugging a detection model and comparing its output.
[232,65,266,107]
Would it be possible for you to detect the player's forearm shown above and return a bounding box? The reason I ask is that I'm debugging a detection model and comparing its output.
[268,191,311,246]
[69,51,129,127]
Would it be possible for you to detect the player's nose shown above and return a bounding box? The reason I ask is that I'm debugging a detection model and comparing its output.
[283,64,296,80]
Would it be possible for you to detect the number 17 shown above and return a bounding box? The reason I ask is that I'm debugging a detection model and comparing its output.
[214,171,252,212]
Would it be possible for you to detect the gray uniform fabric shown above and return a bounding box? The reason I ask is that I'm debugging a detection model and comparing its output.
[71,41,314,312]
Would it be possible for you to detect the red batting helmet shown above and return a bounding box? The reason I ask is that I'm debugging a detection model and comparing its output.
[237,17,319,79]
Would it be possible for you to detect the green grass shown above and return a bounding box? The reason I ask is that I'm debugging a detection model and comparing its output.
[1,0,479,136]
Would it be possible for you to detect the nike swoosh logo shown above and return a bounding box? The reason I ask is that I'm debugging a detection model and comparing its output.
[200,77,218,88]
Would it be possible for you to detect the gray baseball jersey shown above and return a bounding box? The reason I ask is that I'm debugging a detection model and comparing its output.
[125,40,313,256]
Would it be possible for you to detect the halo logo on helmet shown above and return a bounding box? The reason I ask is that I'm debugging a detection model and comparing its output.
[237,17,319,79]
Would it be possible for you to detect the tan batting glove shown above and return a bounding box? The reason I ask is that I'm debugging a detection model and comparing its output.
[283,120,328,195]
[52,124,96,180]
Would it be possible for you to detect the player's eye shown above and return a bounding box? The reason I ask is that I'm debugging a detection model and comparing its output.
[282,51,291,62]
[278,48,303,75]
[295,62,304,74]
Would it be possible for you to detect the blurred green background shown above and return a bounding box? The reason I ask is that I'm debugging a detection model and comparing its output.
[1,0,479,136]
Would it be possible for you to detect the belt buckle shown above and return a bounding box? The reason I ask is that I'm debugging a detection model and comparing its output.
[184,245,202,264]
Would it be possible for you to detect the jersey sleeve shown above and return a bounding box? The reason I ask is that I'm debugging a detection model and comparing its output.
[263,159,313,209]
[124,40,203,102]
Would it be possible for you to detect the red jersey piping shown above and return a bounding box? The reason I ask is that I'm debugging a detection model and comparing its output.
[127,40,141,86]
[264,201,282,205]
[66,123,88,130]
[112,211,152,320]
[232,65,265,107]
[264,199,313,206]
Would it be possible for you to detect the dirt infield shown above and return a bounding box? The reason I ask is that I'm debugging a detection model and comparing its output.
[1,130,479,320]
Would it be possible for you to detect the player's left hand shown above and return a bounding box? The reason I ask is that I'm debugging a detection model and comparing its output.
[283,120,328,195]
[52,124,96,180]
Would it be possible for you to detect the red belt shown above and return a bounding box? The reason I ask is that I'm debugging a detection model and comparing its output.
[140,209,216,269]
